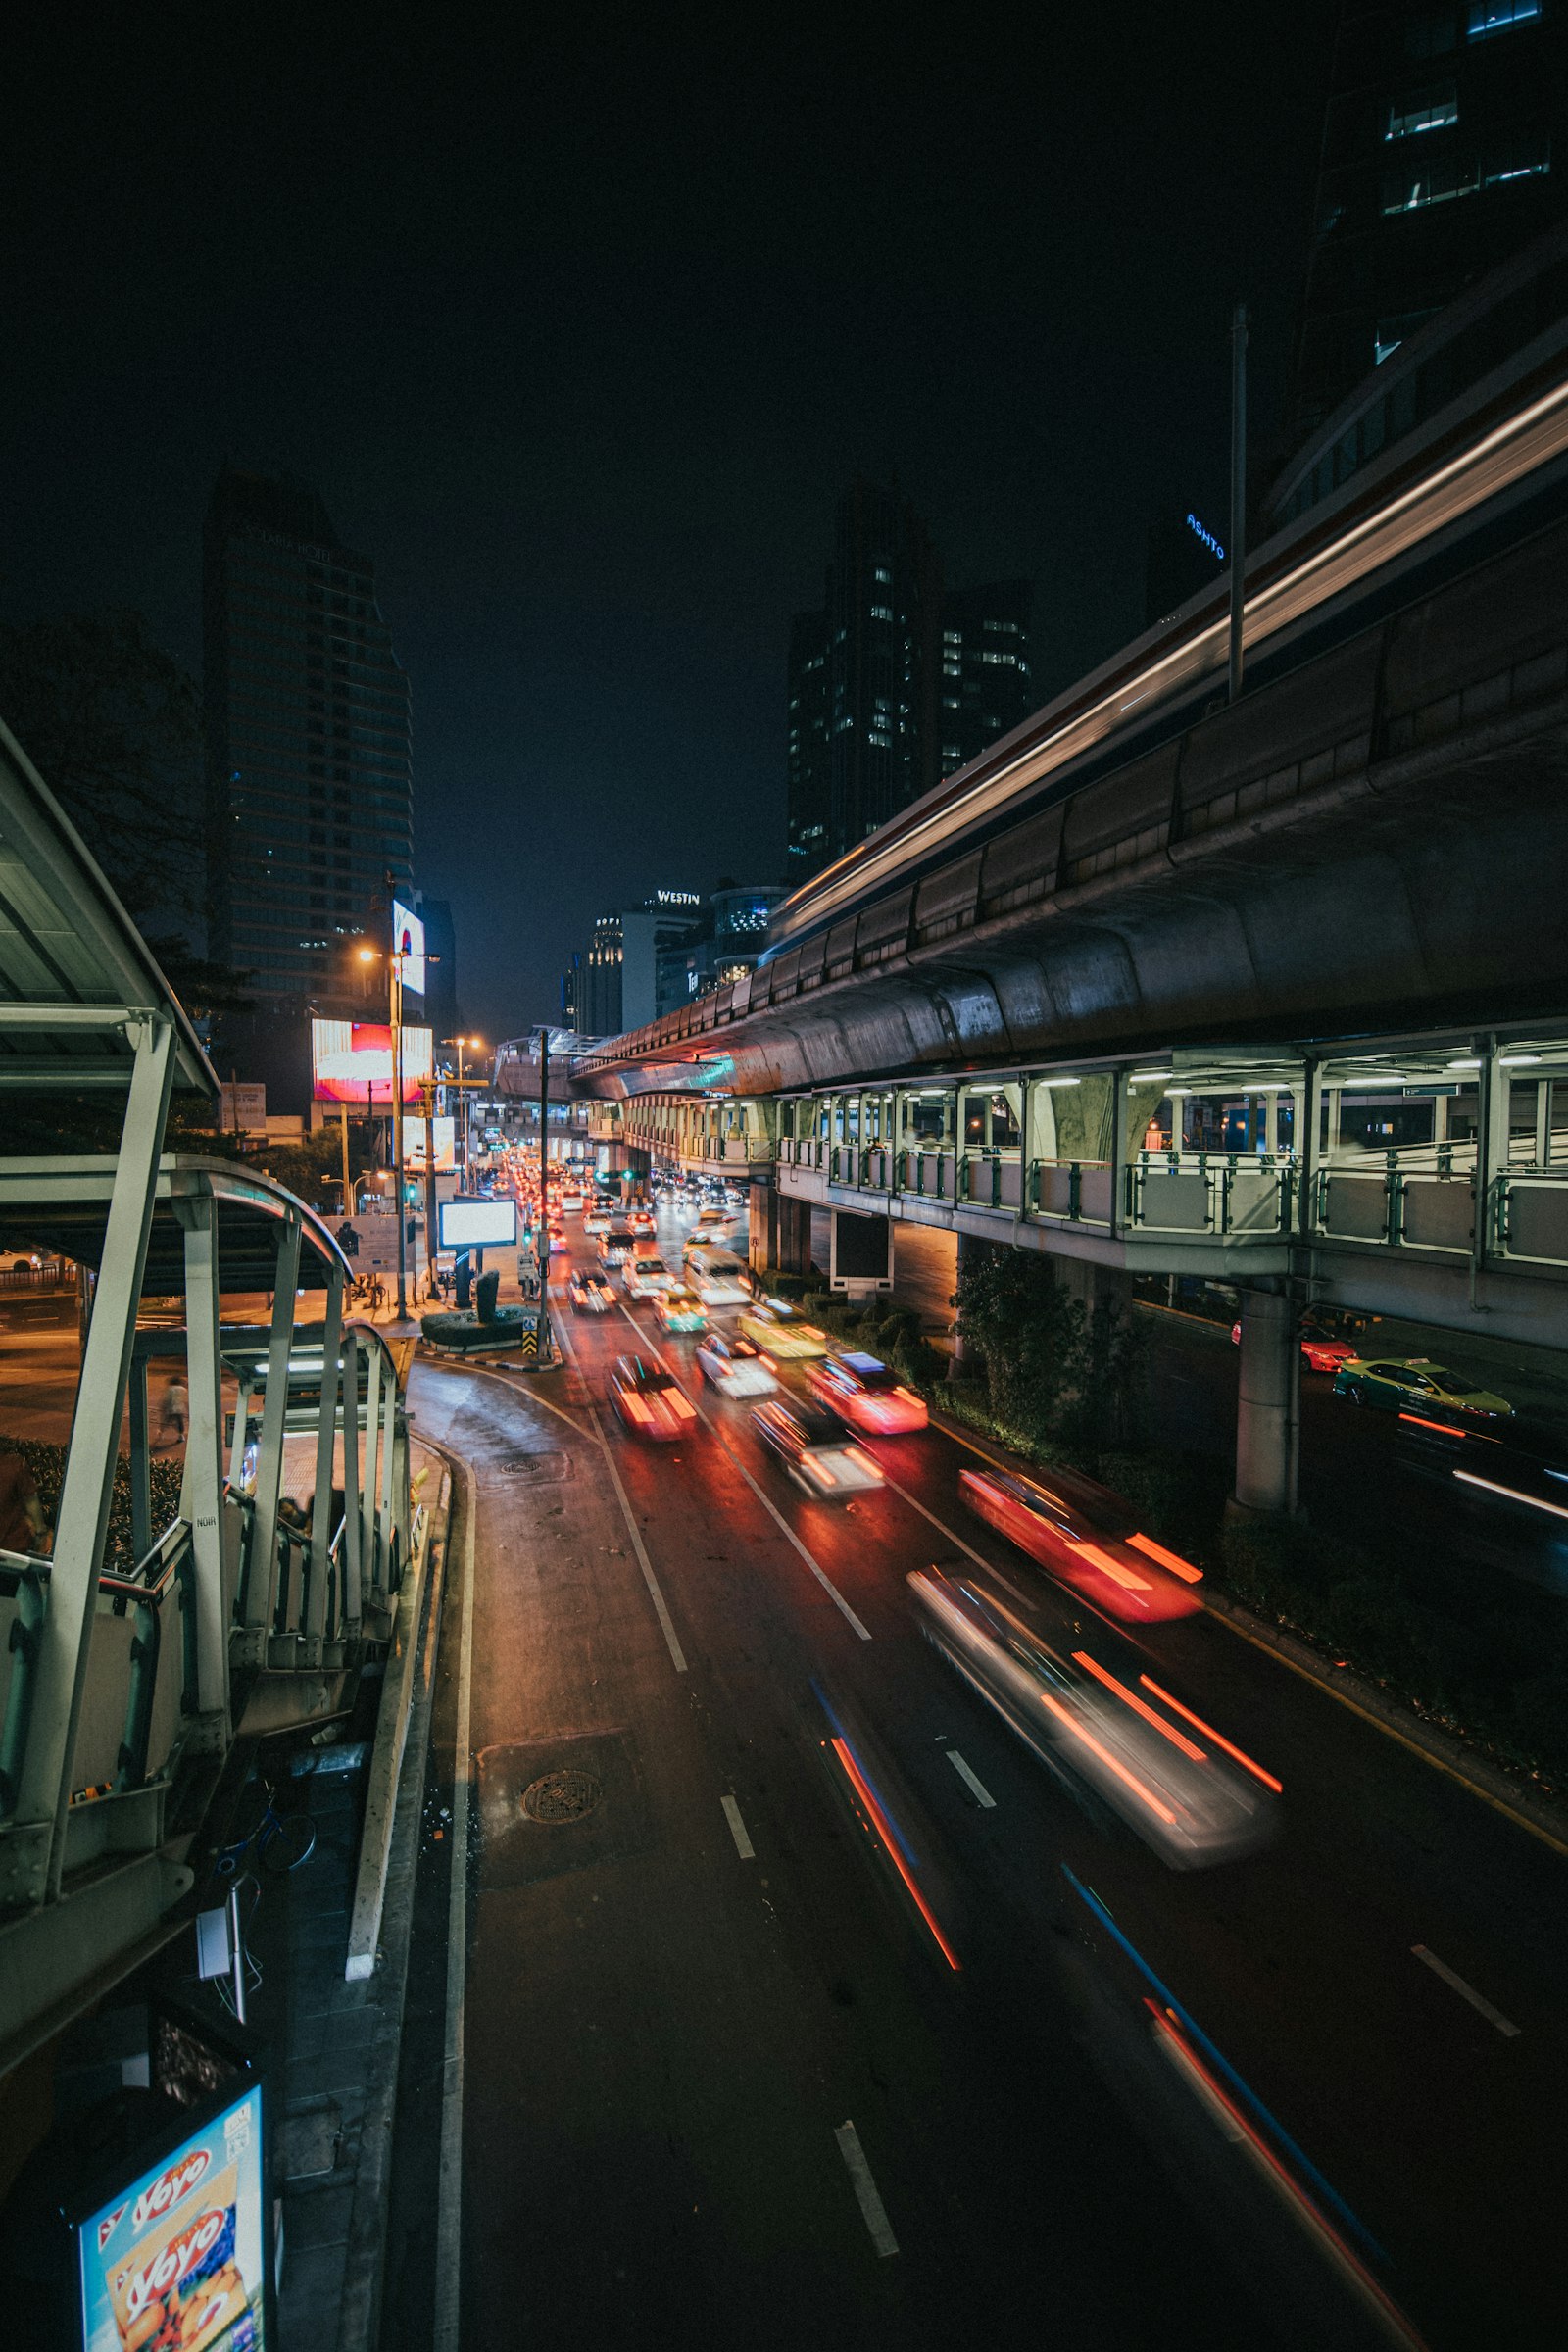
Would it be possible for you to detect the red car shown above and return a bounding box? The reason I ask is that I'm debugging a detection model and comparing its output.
[1229,1320,1357,1374]
[804,1351,929,1435]
[958,1462,1201,1624]
[609,1354,697,1441]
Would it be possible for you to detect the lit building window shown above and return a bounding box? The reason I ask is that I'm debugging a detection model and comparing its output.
[868,604,894,621]
[1382,153,1479,210]
[1467,0,1541,34]
[1484,142,1551,184]
[1386,85,1458,139]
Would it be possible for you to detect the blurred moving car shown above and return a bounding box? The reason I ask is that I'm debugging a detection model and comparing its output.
[1333,1356,1513,1417]
[656,1288,707,1334]
[694,1332,777,1396]
[609,1355,696,1441]
[685,1247,752,1306]
[560,1186,584,1214]
[583,1206,612,1237]
[908,1568,1276,1869]
[736,1300,829,1359]
[805,1350,928,1433]
[752,1398,884,1499]
[597,1224,637,1269]
[568,1269,615,1314]
[959,1460,1202,1623]
[624,1252,677,1298]
[1229,1319,1358,1373]
[627,1206,656,1237]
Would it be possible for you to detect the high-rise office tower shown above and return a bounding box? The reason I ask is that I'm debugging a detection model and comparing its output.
[203,466,414,1093]
[1291,0,1567,439]
[935,581,1035,777]
[581,891,703,1034]
[787,486,1034,887]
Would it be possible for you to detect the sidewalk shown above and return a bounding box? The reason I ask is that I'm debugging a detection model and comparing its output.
[231,1439,451,2352]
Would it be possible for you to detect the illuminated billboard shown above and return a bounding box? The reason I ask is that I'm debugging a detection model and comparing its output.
[76,2077,270,2352]
[439,1196,517,1250]
[392,899,425,997]
[402,1114,456,1173]
[312,1020,433,1105]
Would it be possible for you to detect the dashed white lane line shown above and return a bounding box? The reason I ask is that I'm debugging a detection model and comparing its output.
[836,2120,900,2257]
[946,1748,996,1809]
[1411,1944,1521,2037]
[614,1298,873,1642]
[589,1402,689,1674]
[720,1793,756,1859]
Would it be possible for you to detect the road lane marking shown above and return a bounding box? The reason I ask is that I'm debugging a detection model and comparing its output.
[616,1298,873,1641]
[589,1405,690,1673]
[946,1748,996,1808]
[873,1462,1138,1637]
[1411,1944,1521,2036]
[433,1454,476,2352]
[835,2121,899,2257]
[720,1793,756,1858]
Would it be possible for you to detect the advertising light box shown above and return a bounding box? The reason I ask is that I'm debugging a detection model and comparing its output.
[402,1114,456,1173]
[77,2078,270,2352]
[312,1020,433,1105]
[392,899,425,997]
[439,1196,517,1250]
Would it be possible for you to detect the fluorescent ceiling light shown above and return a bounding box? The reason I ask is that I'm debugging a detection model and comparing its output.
[1128,1070,1172,1084]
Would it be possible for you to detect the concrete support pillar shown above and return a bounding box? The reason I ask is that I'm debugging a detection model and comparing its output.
[747,1185,776,1277]
[769,1193,812,1277]
[1232,1288,1299,1520]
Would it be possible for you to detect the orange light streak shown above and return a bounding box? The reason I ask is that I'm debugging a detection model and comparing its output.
[1066,1540,1152,1592]
[1036,1693,1179,1825]
[1138,1677,1282,1792]
[830,1739,961,1970]
[1126,1531,1203,1583]
[1071,1653,1207,1758]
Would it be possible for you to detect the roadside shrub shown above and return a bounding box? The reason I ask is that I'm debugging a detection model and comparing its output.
[0,1433,183,1571]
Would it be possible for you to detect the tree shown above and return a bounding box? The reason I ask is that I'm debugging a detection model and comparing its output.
[954,1242,1147,1457]
[0,609,201,923]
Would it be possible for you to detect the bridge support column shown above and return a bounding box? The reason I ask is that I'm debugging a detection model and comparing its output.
[1231,1287,1299,1520]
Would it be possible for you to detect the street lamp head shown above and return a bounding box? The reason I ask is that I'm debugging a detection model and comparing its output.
[357,947,377,964]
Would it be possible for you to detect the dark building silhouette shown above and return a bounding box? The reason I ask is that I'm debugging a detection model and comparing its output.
[1144,514,1229,630]
[1291,0,1567,440]
[421,895,459,1051]
[203,466,414,1100]
[787,485,1034,886]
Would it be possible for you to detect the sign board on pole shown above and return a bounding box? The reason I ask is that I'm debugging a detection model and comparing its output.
[218,1083,267,1138]
[439,1197,517,1250]
[401,1115,456,1173]
[391,900,426,997]
[312,1021,432,1105]
[830,1209,893,1293]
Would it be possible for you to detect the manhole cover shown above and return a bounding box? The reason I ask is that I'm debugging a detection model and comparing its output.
[500,1451,569,1483]
[521,1768,601,1824]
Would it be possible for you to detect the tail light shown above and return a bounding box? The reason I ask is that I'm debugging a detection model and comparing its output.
[804,1452,837,1486]
[1126,1531,1203,1584]
[670,1392,696,1420]
[622,1393,652,1424]
[894,1387,923,1409]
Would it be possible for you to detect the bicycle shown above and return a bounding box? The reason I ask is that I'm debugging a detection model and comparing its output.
[216,1780,317,1878]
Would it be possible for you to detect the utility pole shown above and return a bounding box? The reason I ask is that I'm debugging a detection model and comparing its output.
[1228,301,1249,705]
[391,908,407,1322]
[421,1076,439,1300]
[339,1104,352,1215]
[537,1027,552,1363]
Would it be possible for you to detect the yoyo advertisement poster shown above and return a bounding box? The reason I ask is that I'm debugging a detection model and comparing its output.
[77,2081,268,2352]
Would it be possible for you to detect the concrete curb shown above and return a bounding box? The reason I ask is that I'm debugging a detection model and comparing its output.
[345,1454,451,1979]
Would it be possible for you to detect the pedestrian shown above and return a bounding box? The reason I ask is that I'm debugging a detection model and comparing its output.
[158,1376,189,1449]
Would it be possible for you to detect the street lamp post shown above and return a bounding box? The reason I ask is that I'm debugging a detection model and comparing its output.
[442,1035,482,1181]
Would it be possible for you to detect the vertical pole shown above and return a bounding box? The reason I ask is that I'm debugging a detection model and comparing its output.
[340,1331,364,1637]
[458,1038,466,1181]
[340,1104,351,1214]
[307,1263,344,1663]
[423,1080,438,1302]
[538,1028,552,1361]
[1228,301,1248,705]
[128,1349,152,1566]
[243,1218,303,1659]
[180,1195,230,1728]
[17,1020,174,1900]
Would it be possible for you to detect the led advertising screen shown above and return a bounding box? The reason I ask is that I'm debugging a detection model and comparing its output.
[312,1020,433,1105]
[402,1114,456,1173]
[77,2079,269,2352]
[391,899,425,997]
[439,1196,517,1250]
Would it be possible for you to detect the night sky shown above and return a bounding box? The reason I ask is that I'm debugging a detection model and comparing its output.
[3,7,1336,1042]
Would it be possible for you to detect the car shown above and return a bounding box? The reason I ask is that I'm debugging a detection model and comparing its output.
[908,1569,1274,1870]
[804,1350,929,1434]
[560,1187,584,1213]
[694,1331,777,1396]
[626,1206,656,1237]
[736,1302,829,1359]
[685,1248,753,1306]
[597,1224,637,1268]
[1333,1356,1514,1417]
[583,1207,612,1236]
[609,1355,697,1441]
[548,1223,568,1254]
[624,1253,677,1298]
[568,1269,615,1314]
[958,1461,1202,1624]
[656,1288,708,1334]
[751,1398,885,1499]
[1228,1315,1360,1373]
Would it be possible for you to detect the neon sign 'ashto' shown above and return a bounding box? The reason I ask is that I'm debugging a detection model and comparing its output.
[1186,512,1226,562]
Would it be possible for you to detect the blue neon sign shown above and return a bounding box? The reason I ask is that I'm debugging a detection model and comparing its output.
[1186,512,1226,563]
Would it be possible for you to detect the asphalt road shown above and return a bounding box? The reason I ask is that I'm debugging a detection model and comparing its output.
[387,1200,1568,2350]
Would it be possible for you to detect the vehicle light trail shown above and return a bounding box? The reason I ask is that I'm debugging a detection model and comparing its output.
[1138,1675,1283,1792]
[1453,1468,1568,1520]
[1036,1692,1178,1825]
[1071,1652,1207,1758]
[831,1737,961,1970]
[1125,1531,1203,1583]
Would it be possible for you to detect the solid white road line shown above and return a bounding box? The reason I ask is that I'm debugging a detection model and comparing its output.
[616,1298,873,1642]
[872,1465,1030,1602]
[946,1747,997,1808]
[433,1454,477,2352]
[590,1404,689,1673]
[720,1792,756,1859]
[835,2120,900,2257]
[1411,1944,1521,2037]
